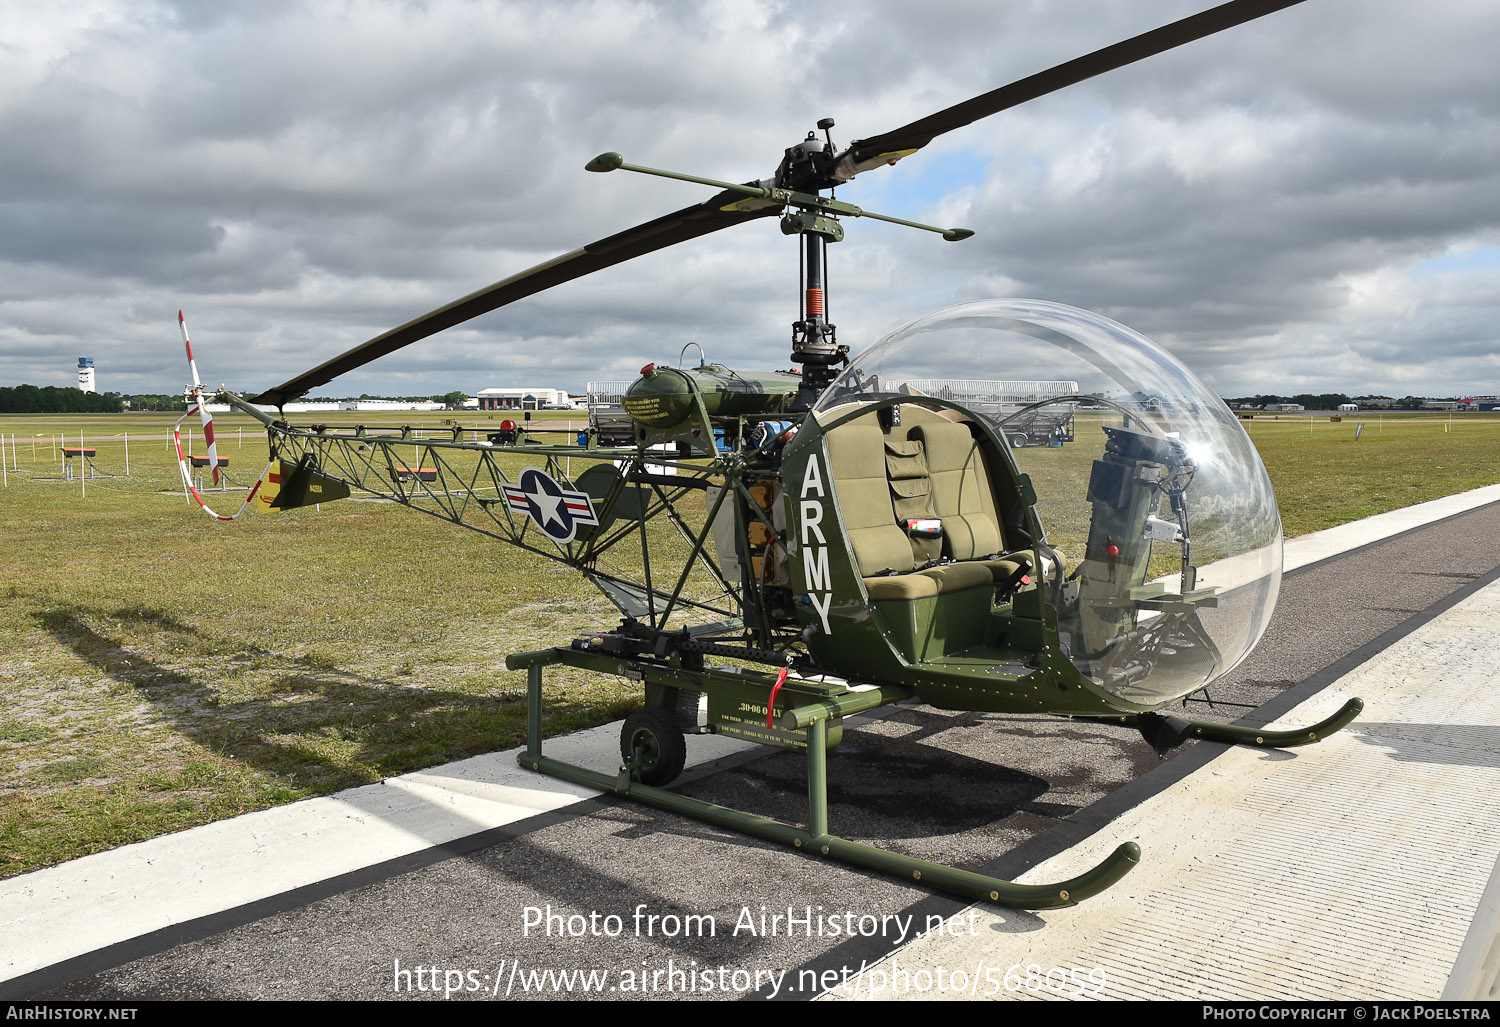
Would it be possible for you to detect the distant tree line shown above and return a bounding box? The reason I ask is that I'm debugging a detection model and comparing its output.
[0,384,481,414]
[1223,393,1452,410]
[0,386,209,413]
[1225,393,1352,409]
[123,393,188,411]
[0,385,125,413]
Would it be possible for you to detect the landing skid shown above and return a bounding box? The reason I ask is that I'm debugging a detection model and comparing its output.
[509,647,1140,909]
[1189,697,1365,747]
[1120,697,1365,756]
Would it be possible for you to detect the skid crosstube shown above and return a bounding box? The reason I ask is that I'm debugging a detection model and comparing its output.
[507,646,1141,909]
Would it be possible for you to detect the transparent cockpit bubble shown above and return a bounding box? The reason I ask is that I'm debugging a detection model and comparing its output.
[816,298,1281,708]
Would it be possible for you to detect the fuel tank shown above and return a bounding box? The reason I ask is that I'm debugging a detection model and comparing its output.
[622,362,800,433]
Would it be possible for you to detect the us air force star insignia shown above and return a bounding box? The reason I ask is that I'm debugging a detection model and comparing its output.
[502,467,599,543]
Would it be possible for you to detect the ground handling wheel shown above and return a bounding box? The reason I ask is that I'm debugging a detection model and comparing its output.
[620,708,687,786]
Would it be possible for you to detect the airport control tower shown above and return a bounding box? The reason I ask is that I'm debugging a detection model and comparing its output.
[78,357,95,393]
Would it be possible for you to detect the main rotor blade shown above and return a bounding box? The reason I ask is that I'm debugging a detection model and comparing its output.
[252,191,779,406]
[841,0,1307,176]
[253,1,1306,405]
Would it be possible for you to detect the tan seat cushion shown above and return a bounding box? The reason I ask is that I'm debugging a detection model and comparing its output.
[863,574,939,601]
[884,437,941,564]
[910,422,1005,560]
[919,562,994,592]
[863,560,993,602]
[826,424,913,575]
[829,419,1010,603]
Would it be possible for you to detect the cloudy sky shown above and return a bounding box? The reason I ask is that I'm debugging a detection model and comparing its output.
[3,0,1498,400]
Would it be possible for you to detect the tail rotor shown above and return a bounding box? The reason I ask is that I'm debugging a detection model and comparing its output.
[180,310,221,485]
[173,310,272,520]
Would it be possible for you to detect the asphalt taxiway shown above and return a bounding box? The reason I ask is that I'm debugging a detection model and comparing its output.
[5,484,1500,1001]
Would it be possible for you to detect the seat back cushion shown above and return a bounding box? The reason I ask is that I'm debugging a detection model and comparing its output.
[824,424,914,575]
[910,421,1004,560]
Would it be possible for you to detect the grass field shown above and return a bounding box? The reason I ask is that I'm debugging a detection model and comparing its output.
[1244,413,1500,534]
[1,407,1497,876]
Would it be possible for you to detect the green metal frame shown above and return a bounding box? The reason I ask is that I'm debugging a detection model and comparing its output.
[224,391,809,654]
[508,645,1141,909]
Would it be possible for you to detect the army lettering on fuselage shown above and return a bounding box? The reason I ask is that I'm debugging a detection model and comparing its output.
[799,455,834,634]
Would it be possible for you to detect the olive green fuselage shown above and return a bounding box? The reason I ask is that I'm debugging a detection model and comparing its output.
[779,399,1113,716]
[773,396,1222,716]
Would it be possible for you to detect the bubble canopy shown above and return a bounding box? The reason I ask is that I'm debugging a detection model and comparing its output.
[817,298,1281,709]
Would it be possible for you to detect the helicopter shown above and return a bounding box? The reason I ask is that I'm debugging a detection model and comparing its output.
[178,0,1362,910]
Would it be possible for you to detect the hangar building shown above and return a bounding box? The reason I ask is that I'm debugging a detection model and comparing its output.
[476,387,572,411]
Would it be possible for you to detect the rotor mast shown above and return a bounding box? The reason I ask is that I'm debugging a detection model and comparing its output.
[779,119,848,408]
[582,127,973,408]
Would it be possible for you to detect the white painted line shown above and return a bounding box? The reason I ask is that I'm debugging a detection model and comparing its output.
[821,575,1500,1001]
[0,722,752,984]
[1283,482,1500,572]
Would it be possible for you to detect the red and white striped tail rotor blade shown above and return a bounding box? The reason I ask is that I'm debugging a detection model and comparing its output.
[179,310,221,485]
[174,308,270,521]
